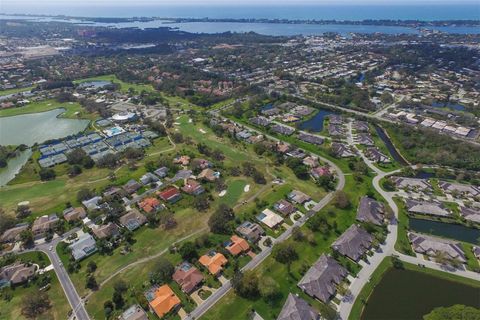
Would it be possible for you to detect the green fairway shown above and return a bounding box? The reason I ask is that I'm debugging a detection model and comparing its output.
[74,74,155,94]
[0,99,95,120]
[0,86,34,96]
[219,179,248,205]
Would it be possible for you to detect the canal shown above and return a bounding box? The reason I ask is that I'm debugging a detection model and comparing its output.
[298,109,337,132]
[361,268,480,320]
[374,125,409,166]
[409,218,480,245]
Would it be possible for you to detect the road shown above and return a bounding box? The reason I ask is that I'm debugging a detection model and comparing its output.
[186,113,346,320]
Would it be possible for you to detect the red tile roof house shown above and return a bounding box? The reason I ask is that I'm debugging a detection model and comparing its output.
[181,179,205,196]
[158,187,182,204]
[138,197,163,213]
[172,262,204,294]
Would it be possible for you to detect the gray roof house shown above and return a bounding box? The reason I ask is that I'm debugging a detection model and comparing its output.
[405,199,450,217]
[460,206,480,223]
[0,223,29,243]
[119,209,147,231]
[277,293,319,320]
[68,233,97,261]
[331,225,373,261]
[391,176,432,192]
[154,167,169,178]
[298,254,348,303]
[356,196,385,225]
[140,172,159,185]
[408,232,466,263]
[438,181,480,198]
[236,221,265,243]
[119,304,148,320]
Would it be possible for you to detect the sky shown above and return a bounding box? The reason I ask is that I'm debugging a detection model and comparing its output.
[2,0,478,7]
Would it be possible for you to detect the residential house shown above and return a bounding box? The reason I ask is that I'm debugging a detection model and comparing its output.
[123,179,142,194]
[198,168,219,182]
[82,196,103,211]
[146,285,181,318]
[329,115,343,125]
[0,263,36,288]
[288,190,311,204]
[353,121,369,132]
[438,181,480,198]
[92,222,120,239]
[331,225,373,261]
[171,169,193,183]
[63,207,87,222]
[298,133,324,145]
[119,209,147,231]
[331,142,355,158]
[328,124,344,137]
[364,147,390,163]
[119,304,148,320]
[225,235,250,256]
[182,179,205,196]
[158,187,182,203]
[140,172,160,186]
[68,233,97,261]
[405,199,450,217]
[277,293,319,320]
[154,167,169,178]
[356,196,385,226]
[303,156,319,168]
[460,206,480,223]
[272,124,295,136]
[174,155,190,166]
[191,158,212,170]
[256,209,284,229]
[237,130,252,140]
[236,221,264,243]
[0,223,29,243]
[311,166,331,179]
[273,199,296,216]
[409,232,466,263]
[249,116,271,127]
[172,262,204,294]
[199,251,228,276]
[298,254,348,303]
[277,143,291,154]
[391,176,432,192]
[32,214,59,237]
[139,197,163,213]
[356,133,374,146]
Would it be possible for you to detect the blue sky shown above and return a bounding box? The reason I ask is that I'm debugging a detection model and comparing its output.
[2,0,478,7]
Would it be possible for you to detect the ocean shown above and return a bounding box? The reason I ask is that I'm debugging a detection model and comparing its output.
[1,4,479,21]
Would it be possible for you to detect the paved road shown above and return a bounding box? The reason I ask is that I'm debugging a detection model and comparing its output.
[186,114,346,320]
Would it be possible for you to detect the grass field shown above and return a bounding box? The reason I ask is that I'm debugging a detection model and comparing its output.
[0,252,71,320]
[0,99,96,120]
[0,86,34,96]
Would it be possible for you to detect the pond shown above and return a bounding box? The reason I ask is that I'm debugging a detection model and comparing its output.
[409,218,480,245]
[361,268,480,320]
[374,125,409,166]
[431,101,465,112]
[298,109,337,132]
[0,108,89,146]
[0,108,89,186]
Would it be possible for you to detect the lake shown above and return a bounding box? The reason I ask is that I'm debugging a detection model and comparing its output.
[409,218,480,245]
[361,268,480,320]
[0,108,89,186]
[431,101,466,112]
[77,80,113,89]
[0,108,89,146]
[298,109,336,132]
[374,126,409,166]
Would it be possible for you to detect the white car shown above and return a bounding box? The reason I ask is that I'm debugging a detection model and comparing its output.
[49,246,53,251]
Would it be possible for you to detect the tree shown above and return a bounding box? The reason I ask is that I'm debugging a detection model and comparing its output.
[149,257,174,285]
[15,205,31,219]
[21,292,51,318]
[97,153,120,169]
[423,304,480,320]
[179,242,198,261]
[273,243,298,267]
[86,274,98,290]
[20,230,34,248]
[68,165,82,177]
[77,188,94,202]
[208,204,234,234]
[333,191,350,209]
[193,194,210,212]
[231,270,260,299]
[67,148,88,165]
[87,261,97,273]
[113,280,128,293]
[39,168,56,181]
[112,290,124,309]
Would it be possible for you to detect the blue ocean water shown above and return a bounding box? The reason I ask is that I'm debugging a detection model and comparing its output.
[1,4,479,21]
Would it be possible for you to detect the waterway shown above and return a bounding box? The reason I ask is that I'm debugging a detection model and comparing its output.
[374,125,409,166]
[431,101,466,112]
[360,267,480,320]
[409,218,480,245]
[0,108,89,186]
[77,80,113,89]
[298,109,337,132]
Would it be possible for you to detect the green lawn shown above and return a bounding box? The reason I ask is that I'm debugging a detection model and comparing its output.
[219,178,248,205]
[0,252,71,320]
[394,198,415,256]
[74,74,155,94]
[0,99,95,120]
[0,86,34,96]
